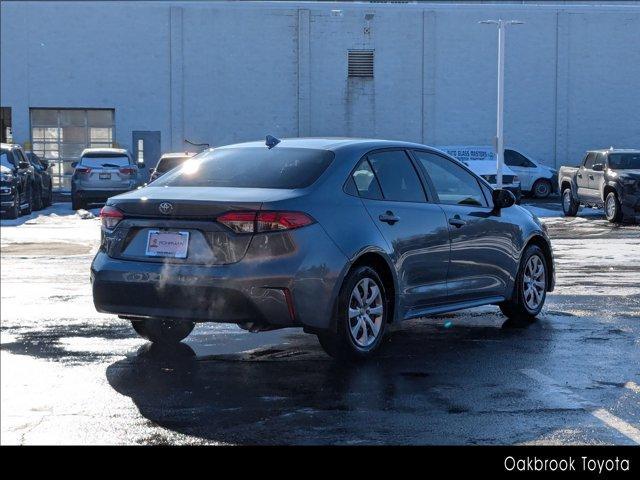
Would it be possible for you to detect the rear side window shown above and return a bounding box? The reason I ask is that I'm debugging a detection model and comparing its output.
[352,159,383,200]
[367,150,426,202]
[413,151,487,207]
[157,156,191,173]
[81,155,131,168]
[155,147,334,189]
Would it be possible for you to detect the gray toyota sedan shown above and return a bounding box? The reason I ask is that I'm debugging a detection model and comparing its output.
[91,138,555,360]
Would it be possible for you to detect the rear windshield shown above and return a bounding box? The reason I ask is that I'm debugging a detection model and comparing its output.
[608,153,640,170]
[80,155,130,168]
[154,147,335,189]
[157,156,191,173]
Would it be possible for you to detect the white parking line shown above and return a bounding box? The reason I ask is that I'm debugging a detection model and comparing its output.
[521,368,640,444]
[624,381,640,394]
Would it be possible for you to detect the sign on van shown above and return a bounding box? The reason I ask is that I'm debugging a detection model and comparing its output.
[438,146,496,162]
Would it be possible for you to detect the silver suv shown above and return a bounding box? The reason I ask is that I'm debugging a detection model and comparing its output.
[71,148,142,210]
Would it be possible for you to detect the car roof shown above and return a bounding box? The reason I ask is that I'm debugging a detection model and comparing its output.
[588,148,640,154]
[219,137,439,153]
[159,152,196,159]
[81,147,129,156]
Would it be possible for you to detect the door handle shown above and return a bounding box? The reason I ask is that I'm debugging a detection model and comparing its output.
[449,217,467,228]
[378,211,400,225]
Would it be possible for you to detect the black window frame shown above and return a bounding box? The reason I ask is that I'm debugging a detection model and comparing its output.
[344,148,431,204]
[408,149,491,208]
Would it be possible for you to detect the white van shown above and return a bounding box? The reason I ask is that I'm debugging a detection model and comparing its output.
[439,146,557,198]
[437,146,522,201]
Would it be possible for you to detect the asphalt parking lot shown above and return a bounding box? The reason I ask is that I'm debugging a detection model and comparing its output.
[1,200,639,445]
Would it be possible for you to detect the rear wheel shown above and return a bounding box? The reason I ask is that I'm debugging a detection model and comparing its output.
[500,245,548,323]
[605,191,623,223]
[562,188,579,216]
[532,179,552,199]
[71,193,85,211]
[317,266,388,361]
[131,318,195,344]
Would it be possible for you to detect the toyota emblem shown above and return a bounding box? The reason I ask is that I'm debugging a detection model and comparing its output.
[158,202,174,215]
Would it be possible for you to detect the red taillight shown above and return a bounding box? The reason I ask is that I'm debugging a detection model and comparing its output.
[100,205,124,230]
[119,167,136,175]
[217,211,314,234]
[75,166,92,174]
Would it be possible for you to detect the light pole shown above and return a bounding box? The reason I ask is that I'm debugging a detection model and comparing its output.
[480,19,522,189]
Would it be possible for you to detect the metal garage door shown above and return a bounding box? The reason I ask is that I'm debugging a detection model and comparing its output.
[30,108,115,192]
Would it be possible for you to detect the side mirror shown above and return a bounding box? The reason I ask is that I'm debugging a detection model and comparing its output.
[592,163,604,172]
[492,189,516,209]
[40,160,49,169]
[71,161,78,168]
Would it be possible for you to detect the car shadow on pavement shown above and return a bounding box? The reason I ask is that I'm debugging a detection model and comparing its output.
[105,316,555,445]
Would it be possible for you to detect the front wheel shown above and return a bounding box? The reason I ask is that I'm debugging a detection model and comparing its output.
[131,319,195,344]
[317,266,388,361]
[500,245,548,323]
[22,186,33,215]
[605,191,623,223]
[5,195,20,219]
[562,188,579,217]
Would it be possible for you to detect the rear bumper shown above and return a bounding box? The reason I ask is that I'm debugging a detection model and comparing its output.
[75,189,132,202]
[90,224,348,330]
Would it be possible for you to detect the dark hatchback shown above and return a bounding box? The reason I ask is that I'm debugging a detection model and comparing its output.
[92,138,555,360]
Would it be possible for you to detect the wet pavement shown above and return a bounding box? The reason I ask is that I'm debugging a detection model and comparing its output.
[1,201,639,445]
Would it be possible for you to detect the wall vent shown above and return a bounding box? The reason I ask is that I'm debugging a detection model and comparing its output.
[348,50,374,78]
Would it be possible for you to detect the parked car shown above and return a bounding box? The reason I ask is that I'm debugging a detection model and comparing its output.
[440,146,557,198]
[91,138,555,360]
[149,152,195,183]
[1,143,35,219]
[559,148,640,223]
[504,149,557,198]
[71,148,142,210]
[26,151,53,210]
[437,146,522,201]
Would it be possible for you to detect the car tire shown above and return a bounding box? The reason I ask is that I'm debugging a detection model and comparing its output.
[22,186,33,215]
[131,319,195,344]
[605,191,623,223]
[47,185,53,207]
[317,266,388,361]
[71,194,85,211]
[5,195,20,219]
[532,179,552,199]
[33,184,44,211]
[561,188,579,217]
[499,245,548,323]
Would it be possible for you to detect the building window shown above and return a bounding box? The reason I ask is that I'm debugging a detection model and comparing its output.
[30,108,115,192]
[348,49,374,78]
[137,139,144,164]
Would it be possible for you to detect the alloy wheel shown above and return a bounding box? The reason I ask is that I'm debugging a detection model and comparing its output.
[348,277,384,348]
[606,195,617,220]
[523,255,546,311]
